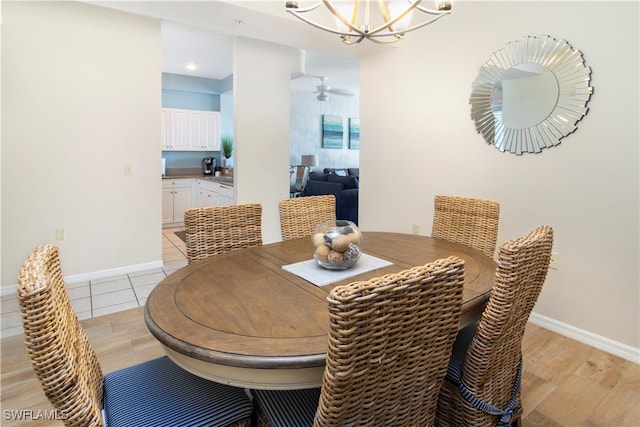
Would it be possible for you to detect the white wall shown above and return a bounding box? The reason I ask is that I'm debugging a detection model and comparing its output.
[220,91,234,138]
[360,1,639,355]
[1,2,162,285]
[0,3,3,288]
[233,38,300,243]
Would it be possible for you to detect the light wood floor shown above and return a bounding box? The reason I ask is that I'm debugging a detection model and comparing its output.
[1,307,638,426]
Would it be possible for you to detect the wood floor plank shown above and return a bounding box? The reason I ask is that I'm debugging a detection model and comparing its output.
[535,374,610,426]
[574,349,633,390]
[589,382,640,426]
[525,335,595,385]
[520,370,558,419]
[522,409,565,427]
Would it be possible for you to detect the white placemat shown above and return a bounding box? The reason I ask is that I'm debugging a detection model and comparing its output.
[282,253,393,287]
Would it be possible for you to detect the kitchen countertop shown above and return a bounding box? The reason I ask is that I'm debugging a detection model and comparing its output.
[162,174,233,186]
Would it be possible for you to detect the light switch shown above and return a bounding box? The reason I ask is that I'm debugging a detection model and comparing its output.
[56,228,66,240]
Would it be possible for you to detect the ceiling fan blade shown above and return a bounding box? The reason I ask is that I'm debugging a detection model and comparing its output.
[312,88,353,98]
[326,88,355,96]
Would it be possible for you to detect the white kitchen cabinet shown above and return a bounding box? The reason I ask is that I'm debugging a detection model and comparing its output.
[161,108,220,152]
[160,108,188,150]
[195,187,217,207]
[194,179,218,207]
[172,109,189,150]
[172,186,192,222]
[162,179,192,226]
[160,108,171,150]
[203,111,220,151]
[163,178,234,227]
[194,179,232,207]
[189,111,220,151]
[217,183,234,206]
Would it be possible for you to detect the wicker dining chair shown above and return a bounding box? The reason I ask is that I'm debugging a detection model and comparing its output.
[252,256,466,427]
[431,195,500,258]
[17,244,253,427]
[184,203,262,264]
[279,195,336,240]
[435,225,554,427]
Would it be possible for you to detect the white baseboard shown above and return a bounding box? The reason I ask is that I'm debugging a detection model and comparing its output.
[1,260,164,297]
[529,312,640,364]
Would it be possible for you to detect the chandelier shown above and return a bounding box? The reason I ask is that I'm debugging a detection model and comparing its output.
[285,1,452,45]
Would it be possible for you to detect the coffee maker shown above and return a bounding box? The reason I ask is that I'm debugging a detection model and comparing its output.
[202,157,217,175]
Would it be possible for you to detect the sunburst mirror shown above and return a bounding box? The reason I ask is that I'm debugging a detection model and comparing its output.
[470,35,593,155]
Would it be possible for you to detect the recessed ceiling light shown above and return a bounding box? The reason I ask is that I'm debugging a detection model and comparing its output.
[184,62,198,72]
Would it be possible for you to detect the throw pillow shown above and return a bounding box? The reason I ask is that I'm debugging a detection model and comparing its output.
[308,172,328,181]
[328,174,359,189]
[323,168,348,176]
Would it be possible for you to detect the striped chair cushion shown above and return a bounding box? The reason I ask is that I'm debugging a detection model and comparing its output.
[103,356,252,427]
[251,388,321,427]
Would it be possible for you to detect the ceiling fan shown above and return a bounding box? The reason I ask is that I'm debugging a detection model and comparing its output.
[313,76,355,101]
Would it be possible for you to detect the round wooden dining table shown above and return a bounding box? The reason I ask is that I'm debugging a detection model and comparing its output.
[144,232,496,390]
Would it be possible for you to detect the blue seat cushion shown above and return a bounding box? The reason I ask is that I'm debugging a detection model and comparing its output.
[446,321,479,379]
[103,356,252,427]
[251,388,321,427]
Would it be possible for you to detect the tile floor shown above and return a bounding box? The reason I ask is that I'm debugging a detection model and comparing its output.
[0,227,188,338]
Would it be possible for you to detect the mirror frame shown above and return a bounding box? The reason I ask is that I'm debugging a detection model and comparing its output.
[470,35,593,155]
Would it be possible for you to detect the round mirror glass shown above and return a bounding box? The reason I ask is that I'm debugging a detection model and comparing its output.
[491,63,558,129]
[470,35,593,155]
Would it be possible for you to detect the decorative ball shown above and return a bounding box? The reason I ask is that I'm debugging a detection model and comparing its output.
[330,234,351,252]
[327,250,345,264]
[312,233,326,247]
[346,232,361,245]
[342,243,361,263]
[314,244,331,262]
[311,220,362,270]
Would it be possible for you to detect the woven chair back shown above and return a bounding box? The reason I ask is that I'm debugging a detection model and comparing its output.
[314,256,465,427]
[184,203,263,264]
[17,244,105,427]
[431,195,500,258]
[279,195,336,240]
[436,225,554,427]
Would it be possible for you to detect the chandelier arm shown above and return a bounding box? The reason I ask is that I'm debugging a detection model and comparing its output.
[342,35,367,45]
[364,35,407,44]
[287,9,367,37]
[367,0,423,37]
[368,11,450,38]
[415,4,451,14]
[379,0,391,22]
[288,1,325,13]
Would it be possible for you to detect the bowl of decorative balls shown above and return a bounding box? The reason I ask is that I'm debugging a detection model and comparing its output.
[312,220,362,270]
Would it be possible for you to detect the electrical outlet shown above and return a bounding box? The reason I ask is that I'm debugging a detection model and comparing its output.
[550,252,559,269]
[55,228,66,240]
[412,224,420,235]
[124,163,134,176]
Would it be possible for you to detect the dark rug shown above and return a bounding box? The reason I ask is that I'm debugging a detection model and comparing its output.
[175,231,187,243]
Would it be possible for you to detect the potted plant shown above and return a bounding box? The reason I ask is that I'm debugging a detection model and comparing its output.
[221,134,233,167]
